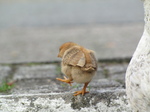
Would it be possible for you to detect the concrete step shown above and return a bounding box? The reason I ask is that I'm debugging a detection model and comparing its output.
[0,89,131,112]
[0,62,131,111]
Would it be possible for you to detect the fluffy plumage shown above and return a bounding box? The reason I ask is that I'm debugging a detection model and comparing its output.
[56,42,97,96]
[126,0,150,111]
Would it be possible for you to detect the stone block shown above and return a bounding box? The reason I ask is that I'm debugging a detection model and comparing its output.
[0,66,11,84]
[0,89,131,112]
[13,64,57,80]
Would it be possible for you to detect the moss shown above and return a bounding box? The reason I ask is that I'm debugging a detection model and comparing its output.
[0,81,14,92]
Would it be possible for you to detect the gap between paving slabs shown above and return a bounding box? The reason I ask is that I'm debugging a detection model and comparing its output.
[0,60,131,111]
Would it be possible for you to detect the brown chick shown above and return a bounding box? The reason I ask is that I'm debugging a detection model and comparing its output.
[56,42,97,96]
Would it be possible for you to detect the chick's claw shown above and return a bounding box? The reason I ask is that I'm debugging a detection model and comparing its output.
[56,77,73,86]
[74,90,89,96]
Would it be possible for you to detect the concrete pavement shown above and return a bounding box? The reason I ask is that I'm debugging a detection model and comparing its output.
[0,23,144,63]
[0,0,143,28]
[0,0,144,63]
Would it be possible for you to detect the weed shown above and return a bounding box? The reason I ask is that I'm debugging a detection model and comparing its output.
[0,81,14,92]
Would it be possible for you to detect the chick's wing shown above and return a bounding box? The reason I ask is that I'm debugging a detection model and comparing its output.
[89,51,97,69]
[62,46,85,67]
[82,50,97,72]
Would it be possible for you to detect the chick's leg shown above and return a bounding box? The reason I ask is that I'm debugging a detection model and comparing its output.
[74,82,89,96]
[56,76,73,86]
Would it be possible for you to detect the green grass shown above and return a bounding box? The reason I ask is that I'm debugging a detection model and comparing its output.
[0,81,14,92]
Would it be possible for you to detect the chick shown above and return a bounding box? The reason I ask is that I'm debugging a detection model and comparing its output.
[56,42,97,96]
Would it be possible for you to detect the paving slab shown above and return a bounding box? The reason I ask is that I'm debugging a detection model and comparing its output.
[0,0,144,63]
[13,64,57,80]
[0,23,143,63]
[8,63,127,94]
[0,0,143,28]
[0,66,12,83]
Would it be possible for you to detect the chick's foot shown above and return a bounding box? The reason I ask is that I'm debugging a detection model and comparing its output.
[56,76,73,86]
[74,90,89,96]
[74,82,89,96]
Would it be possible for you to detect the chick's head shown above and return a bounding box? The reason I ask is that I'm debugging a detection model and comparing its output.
[57,42,77,58]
